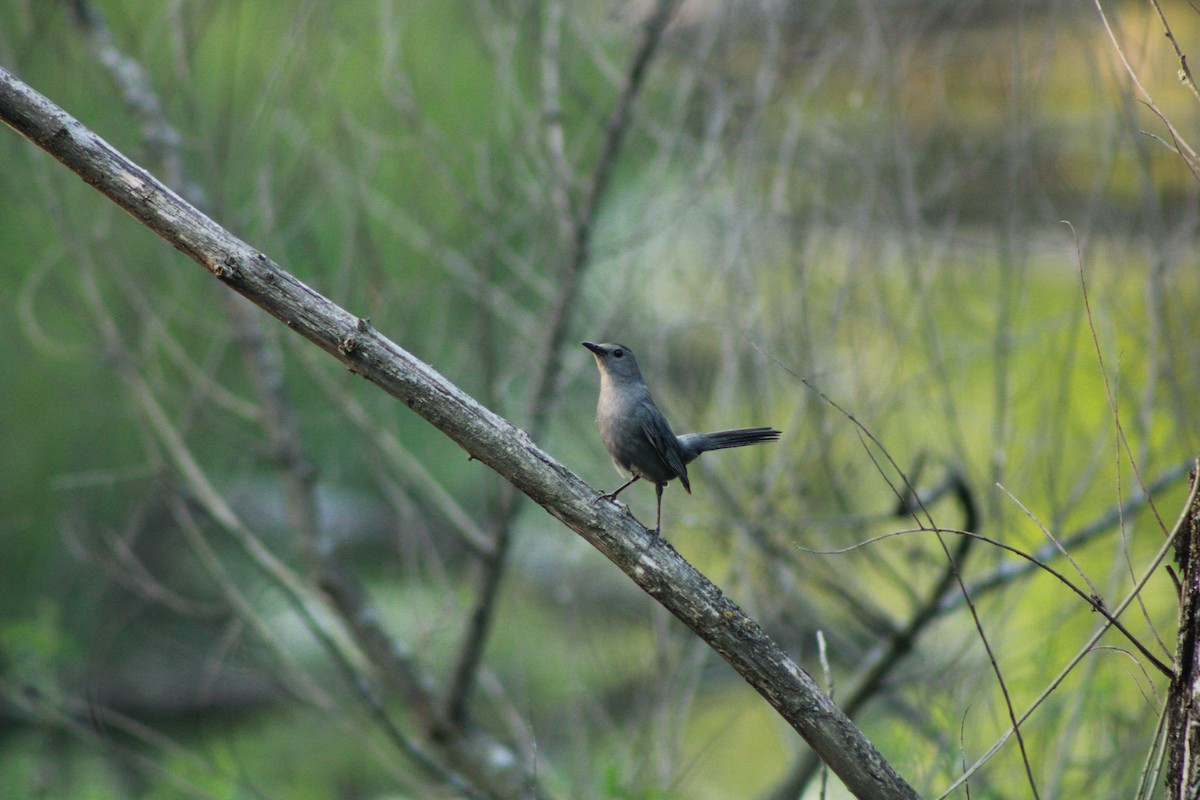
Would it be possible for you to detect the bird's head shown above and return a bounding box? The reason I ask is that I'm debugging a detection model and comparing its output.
[582,341,645,385]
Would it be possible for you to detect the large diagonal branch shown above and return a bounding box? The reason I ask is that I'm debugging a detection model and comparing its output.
[0,67,918,800]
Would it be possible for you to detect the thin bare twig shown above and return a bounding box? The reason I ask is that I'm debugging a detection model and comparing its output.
[769,515,976,800]
[939,465,1199,798]
[1147,0,1200,104]
[1093,0,1200,179]
[996,482,1104,605]
[757,344,1043,798]
[800,523,1174,680]
[442,0,682,730]
[944,460,1193,611]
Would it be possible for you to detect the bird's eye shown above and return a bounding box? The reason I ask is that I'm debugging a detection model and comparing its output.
[613,349,624,358]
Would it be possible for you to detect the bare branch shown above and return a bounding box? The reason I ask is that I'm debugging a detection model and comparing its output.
[0,65,918,800]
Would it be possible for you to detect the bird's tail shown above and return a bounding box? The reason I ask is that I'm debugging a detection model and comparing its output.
[677,427,781,462]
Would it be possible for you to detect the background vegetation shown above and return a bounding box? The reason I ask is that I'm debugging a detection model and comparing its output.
[2,0,1199,797]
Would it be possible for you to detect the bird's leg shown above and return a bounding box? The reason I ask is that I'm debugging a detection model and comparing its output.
[596,475,639,504]
[651,481,665,536]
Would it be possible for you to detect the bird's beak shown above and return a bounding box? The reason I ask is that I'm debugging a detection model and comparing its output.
[582,342,603,355]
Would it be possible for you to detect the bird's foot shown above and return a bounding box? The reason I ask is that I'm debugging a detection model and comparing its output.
[592,492,617,506]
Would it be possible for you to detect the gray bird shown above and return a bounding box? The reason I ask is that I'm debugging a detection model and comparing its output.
[582,341,781,535]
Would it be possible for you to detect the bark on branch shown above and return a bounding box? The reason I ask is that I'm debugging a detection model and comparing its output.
[1166,468,1200,799]
[0,66,918,800]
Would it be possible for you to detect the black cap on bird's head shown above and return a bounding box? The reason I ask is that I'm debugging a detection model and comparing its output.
[582,342,646,384]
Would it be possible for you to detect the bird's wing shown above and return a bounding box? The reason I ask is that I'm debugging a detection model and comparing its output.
[640,409,691,493]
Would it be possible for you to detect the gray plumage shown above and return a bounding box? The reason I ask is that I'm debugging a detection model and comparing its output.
[582,341,781,535]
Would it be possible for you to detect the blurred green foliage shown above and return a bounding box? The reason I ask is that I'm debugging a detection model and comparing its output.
[2,0,1200,798]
